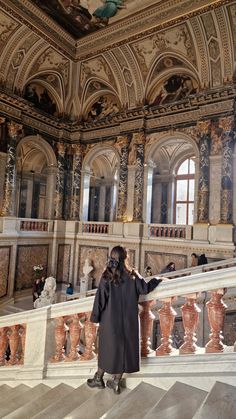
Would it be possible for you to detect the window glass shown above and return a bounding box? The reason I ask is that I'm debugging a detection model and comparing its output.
[176,180,187,201]
[189,179,195,201]
[176,203,187,225]
[189,158,195,174]
[177,159,188,175]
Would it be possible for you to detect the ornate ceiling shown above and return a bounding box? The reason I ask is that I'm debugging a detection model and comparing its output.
[0,0,235,125]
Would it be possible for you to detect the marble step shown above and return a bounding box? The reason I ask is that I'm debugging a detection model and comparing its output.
[32,383,100,419]
[63,386,130,419]
[193,381,236,419]
[0,384,50,418]
[0,384,13,399]
[143,381,207,419]
[0,384,30,406]
[101,381,166,419]
[4,383,74,419]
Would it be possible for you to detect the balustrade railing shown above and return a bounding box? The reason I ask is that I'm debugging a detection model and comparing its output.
[82,222,109,234]
[0,267,235,376]
[20,220,49,232]
[148,224,192,240]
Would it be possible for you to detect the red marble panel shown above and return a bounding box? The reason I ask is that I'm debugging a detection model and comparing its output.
[127,249,135,269]
[15,245,48,291]
[0,247,10,298]
[78,246,109,287]
[144,251,187,276]
[56,244,71,283]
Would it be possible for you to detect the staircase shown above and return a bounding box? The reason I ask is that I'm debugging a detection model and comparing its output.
[0,380,235,419]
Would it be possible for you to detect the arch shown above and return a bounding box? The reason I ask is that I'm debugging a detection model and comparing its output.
[16,135,57,168]
[82,143,120,171]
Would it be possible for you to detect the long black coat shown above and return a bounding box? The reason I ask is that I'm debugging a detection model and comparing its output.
[90,271,162,374]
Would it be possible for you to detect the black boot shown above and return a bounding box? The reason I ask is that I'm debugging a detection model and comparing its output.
[87,372,105,389]
[106,378,121,394]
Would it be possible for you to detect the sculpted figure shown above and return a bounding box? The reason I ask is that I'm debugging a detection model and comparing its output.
[34,277,57,308]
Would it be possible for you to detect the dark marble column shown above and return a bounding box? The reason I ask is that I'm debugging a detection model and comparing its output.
[132,132,145,222]
[1,121,22,216]
[70,143,82,220]
[116,135,129,221]
[219,116,234,224]
[54,142,66,219]
[196,121,210,223]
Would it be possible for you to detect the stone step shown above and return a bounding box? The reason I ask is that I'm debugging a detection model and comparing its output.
[4,383,74,419]
[101,381,166,419]
[193,381,236,419]
[63,386,130,419]
[0,384,50,418]
[0,384,13,399]
[31,383,100,419]
[0,384,30,406]
[143,381,207,419]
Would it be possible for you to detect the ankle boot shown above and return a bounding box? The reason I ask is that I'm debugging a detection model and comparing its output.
[106,378,121,394]
[87,372,105,389]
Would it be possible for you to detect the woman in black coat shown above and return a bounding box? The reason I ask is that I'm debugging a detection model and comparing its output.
[87,245,163,394]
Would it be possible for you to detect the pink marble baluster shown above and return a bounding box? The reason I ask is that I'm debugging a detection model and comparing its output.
[0,327,8,366]
[205,289,227,353]
[140,301,155,357]
[80,312,97,361]
[156,298,177,356]
[18,324,26,365]
[65,314,83,361]
[8,325,20,365]
[50,317,67,362]
[179,294,200,354]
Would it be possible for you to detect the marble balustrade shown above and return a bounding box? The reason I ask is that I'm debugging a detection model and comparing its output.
[0,267,235,377]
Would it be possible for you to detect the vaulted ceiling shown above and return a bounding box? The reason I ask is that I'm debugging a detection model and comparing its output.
[0,0,235,121]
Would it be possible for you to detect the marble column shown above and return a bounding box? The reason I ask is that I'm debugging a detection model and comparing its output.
[143,162,155,224]
[70,144,82,220]
[132,132,145,222]
[219,117,234,224]
[1,121,22,216]
[116,135,129,221]
[54,143,66,219]
[45,166,57,219]
[196,120,211,223]
[98,184,106,221]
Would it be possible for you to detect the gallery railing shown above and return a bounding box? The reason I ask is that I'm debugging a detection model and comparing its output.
[0,267,235,377]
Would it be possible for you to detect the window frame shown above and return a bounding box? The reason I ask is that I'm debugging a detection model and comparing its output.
[174,157,195,225]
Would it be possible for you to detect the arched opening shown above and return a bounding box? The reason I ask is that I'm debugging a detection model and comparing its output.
[146,134,198,225]
[81,147,119,222]
[16,136,57,219]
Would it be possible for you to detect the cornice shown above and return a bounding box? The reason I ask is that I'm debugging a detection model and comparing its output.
[0,85,235,142]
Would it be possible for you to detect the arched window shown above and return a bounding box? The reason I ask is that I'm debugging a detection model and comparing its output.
[175,158,195,225]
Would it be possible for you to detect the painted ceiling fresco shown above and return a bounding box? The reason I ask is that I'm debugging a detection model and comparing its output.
[31,0,158,39]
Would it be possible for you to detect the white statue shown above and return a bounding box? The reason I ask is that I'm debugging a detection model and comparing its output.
[34,276,57,309]
[80,258,93,293]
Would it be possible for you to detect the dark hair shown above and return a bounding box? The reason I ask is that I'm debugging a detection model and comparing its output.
[198,254,208,265]
[67,282,73,287]
[103,246,130,285]
[191,253,198,258]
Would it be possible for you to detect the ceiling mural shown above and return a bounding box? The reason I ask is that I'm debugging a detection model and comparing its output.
[84,94,120,121]
[149,74,199,106]
[23,82,58,116]
[30,0,159,39]
[0,11,19,52]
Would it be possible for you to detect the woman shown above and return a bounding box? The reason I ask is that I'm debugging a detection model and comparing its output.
[66,282,74,295]
[87,246,163,394]
[161,262,175,274]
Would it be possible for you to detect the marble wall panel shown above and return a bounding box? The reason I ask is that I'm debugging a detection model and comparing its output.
[56,244,71,283]
[0,246,10,298]
[15,245,48,291]
[78,245,109,287]
[144,251,187,276]
[223,311,236,346]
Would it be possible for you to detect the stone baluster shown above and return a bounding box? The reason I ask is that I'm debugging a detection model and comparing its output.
[205,289,227,353]
[196,120,210,223]
[219,117,234,224]
[54,143,66,219]
[80,312,97,361]
[8,325,20,365]
[1,121,22,216]
[0,327,8,366]
[139,301,155,357]
[70,143,82,220]
[65,314,83,362]
[156,298,177,356]
[51,317,67,362]
[132,132,145,222]
[179,294,201,354]
[116,135,129,221]
[18,324,26,365]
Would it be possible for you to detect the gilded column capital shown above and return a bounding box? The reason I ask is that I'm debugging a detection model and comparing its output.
[0,117,5,124]
[57,142,66,155]
[196,120,211,136]
[7,121,22,138]
[219,116,234,133]
[70,143,82,155]
[132,132,145,144]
